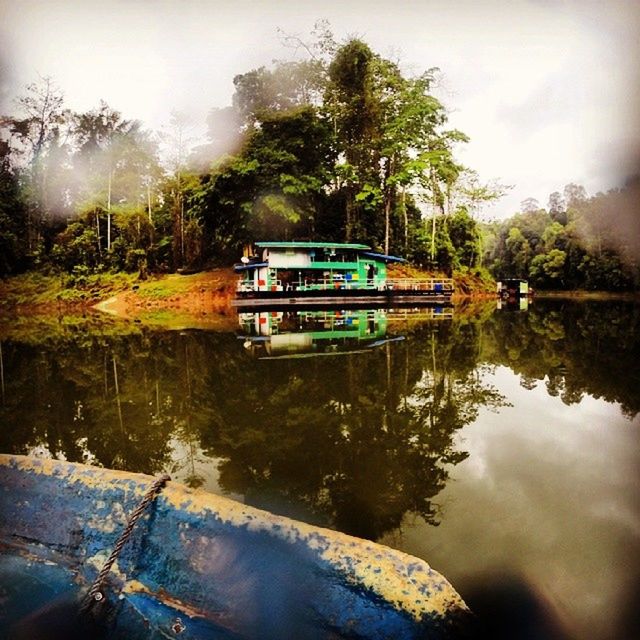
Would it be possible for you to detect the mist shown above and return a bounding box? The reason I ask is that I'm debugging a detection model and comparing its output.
[1,0,639,220]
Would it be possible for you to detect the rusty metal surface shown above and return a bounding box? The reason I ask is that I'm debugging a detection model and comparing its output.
[0,454,471,639]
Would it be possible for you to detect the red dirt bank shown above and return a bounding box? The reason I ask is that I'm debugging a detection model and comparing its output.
[95,269,237,319]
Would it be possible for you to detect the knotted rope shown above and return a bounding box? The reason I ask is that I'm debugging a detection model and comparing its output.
[79,473,171,615]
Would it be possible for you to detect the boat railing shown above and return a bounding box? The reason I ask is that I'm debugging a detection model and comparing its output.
[236,277,454,293]
[385,278,454,291]
[237,279,284,292]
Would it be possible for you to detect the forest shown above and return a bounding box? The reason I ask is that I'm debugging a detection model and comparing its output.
[1,29,638,290]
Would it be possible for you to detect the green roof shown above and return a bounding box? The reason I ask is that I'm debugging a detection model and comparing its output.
[255,241,371,250]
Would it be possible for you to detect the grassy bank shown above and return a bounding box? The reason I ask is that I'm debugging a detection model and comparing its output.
[0,271,142,309]
[0,269,236,311]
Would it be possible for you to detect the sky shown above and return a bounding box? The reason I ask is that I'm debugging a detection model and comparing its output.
[1,0,639,220]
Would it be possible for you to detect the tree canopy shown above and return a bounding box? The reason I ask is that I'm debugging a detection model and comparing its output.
[485,179,640,290]
[0,32,491,278]
[1,33,635,291]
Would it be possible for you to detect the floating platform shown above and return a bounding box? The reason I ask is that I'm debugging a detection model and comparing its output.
[233,281,454,310]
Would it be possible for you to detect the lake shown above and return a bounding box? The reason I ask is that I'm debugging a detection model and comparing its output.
[0,297,638,639]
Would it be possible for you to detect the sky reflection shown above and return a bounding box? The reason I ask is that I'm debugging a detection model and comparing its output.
[389,365,640,640]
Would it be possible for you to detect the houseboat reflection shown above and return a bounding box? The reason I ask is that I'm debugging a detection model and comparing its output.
[238,308,454,358]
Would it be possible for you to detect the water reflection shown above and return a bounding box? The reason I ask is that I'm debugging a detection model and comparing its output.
[238,308,453,358]
[239,309,389,358]
[1,299,638,639]
[0,300,638,537]
[496,296,530,311]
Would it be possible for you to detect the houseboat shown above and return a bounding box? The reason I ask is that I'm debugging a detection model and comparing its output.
[233,242,454,309]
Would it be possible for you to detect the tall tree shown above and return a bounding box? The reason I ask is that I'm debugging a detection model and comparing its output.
[2,77,68,250]
[326,40,468,255]
[72,102,161,255]
[326,39,380,242]
[0,140,28,274]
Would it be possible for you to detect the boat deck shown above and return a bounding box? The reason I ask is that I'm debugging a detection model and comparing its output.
[234,278,454,309]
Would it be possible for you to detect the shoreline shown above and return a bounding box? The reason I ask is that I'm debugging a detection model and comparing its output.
[3,268,637,327]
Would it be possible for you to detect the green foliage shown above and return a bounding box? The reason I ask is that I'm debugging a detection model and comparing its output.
[0,143,29,275]
[578,252,632,291]
[324,39,466,252]
[50,221,101,272]
[0,270,140,307]
[486,180,640,290]
[0,37,500,278]
[191,104,335,256]
[408,208,483,273]
[447,207,481,269]
[529,249,566,288]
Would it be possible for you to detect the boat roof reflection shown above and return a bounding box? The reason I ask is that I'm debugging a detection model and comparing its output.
[238,308,453,359]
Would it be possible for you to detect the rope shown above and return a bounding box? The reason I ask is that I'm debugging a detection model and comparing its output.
[79,473,171,615]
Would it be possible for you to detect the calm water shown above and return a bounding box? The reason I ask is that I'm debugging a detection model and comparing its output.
[1,298,639,639]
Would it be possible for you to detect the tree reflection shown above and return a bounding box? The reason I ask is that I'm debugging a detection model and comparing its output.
[196,319,508,540]
[486,299,640,418]
[0,297,638,541]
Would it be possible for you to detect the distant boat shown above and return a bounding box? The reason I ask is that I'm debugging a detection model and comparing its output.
[0,454,471,639]
[233,242,454,309]
[496,278,532,299]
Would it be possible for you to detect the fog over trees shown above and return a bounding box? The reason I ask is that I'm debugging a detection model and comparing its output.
[1,30,638,290]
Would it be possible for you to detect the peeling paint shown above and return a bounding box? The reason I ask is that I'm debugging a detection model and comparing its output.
[0,454,471,638]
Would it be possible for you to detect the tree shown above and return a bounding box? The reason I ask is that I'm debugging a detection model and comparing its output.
[529,249,566,288]
[563,183,587,209]
[548,191,566,224]
[505,227,531,277]
[325,39,468,258]
[541,221,567,252]
[448,207,482,269]
[1,77,68,251]
[520,197,541,213]
[0,141,29,275]
[189,107,243,172]
[326,39,380,243]
[193,104,334,261]
[454,169,510,219]
[73,103,161,257]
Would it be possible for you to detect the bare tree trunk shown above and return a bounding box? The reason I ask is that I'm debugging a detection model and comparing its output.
[384,195,392,256]
[107,170,112,251]
[402,187,408,253]
[346,192,354,242]
[383,159,393,256]
[430,205,437,263]
[147,184,152,223]
[180,197,185,263]
[112,356,124,433]
[96,211,102,257]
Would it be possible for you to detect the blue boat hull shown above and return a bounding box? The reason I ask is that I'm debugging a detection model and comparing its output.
[0,455,471,639]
